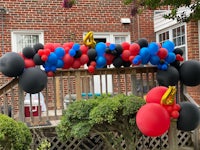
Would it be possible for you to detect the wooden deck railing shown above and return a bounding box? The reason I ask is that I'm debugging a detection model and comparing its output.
[0,66,199,149]
[0,66,157,125]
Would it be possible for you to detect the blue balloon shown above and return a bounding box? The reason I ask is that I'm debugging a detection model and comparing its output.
[161,63,168,70]
[139,47,150,64]
[109,43,116,51]
[47,52,58,65]
[54,47,65,58]
[69,49,76,57]
[150,55,160,65]
[96,56,106,67]
[132,55,142,65]
[162,40,175,52]
[139,47,150,58]
[148,42,159,55]
[50,65,57,72]
[165,52,176,63]
[95,42,106,56]
[72,43,80,51]
[56,59,64,68]
[44,66,51,72]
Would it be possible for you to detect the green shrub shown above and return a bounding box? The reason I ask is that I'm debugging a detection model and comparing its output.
[0,114,32,150]
[56,94,145,150]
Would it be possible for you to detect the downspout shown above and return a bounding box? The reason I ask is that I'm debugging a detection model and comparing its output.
[0,7,7,55]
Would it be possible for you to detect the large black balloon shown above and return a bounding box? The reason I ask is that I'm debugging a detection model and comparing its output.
[179,60,200,86]
[19,67,47,94]
[0,52,25,77]
[33,54,44,65]
[22,46,35,58]
[156,66,179,86]
[33,43,44,53]
[87,48,97,61]
[113,56,123,68]
[137,38,148,48]
[177,101,200,131]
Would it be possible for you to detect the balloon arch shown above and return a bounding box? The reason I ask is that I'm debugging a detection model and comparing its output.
[0,32,200,137]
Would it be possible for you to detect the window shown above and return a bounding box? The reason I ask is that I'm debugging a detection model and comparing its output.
[156,24,187,60]
[11,30,44,53]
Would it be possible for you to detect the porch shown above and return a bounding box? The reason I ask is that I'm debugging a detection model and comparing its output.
[0,66,199,149]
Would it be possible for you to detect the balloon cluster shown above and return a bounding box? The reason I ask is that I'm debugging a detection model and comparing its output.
[136,86,200,137]
[0,43,48,94]
[132,39,184,70]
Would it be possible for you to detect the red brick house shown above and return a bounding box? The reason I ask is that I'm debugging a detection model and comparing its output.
[0,0,199,104]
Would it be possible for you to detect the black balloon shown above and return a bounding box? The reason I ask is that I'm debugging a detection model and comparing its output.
[156,66,179,86]
[22,46,36,58]
[33,43,44,53]
[137,38,148,48]
[115,44,123,55]
[0,52,25,77]
[123,60,131,67]
[74,50,82,58]
[87,48,97,61]
[179,60,200,86]
[19,67,47,94]
[33,54,44,65]
[177,101,200,131]
[113,56,123,68]
[170,60,181,70]
[173,48,183,56]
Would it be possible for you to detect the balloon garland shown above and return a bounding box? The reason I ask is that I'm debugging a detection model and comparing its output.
[8,32,184,76]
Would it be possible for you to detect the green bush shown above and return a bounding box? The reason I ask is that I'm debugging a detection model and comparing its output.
[0,114,32,150]
[56,94,145,150]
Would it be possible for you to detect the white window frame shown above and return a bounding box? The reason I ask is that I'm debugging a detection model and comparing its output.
[156,23,188,60]
[83,32,131,44]
[11,30,44,52]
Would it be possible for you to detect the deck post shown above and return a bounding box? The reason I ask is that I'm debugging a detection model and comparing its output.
[75,71,82,100]
[18,85,25,122]
[168,119,178,150]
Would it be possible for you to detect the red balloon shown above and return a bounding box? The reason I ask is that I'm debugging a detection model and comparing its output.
[121,42,130,50]
[53,43,62,50]
[105,53,115,65]
[88,65,95,73]
[44,43,55,52]
[80,54,89,65]
[71,59,81,69]
[41,55,48,61]
[146,86,168,104]
[90,61,96,67]
[121,50,131,61]
[80,45,89,54]
[129,43,140,56]
[44,49,51,56]
[157,48,168,59]
[24,58,35,68]
[171,110,179,119]
[63,42,74,49]
[47,71,54,77]
[136,103,170,137]
[38,49,44,56]
[63,54,74,66]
